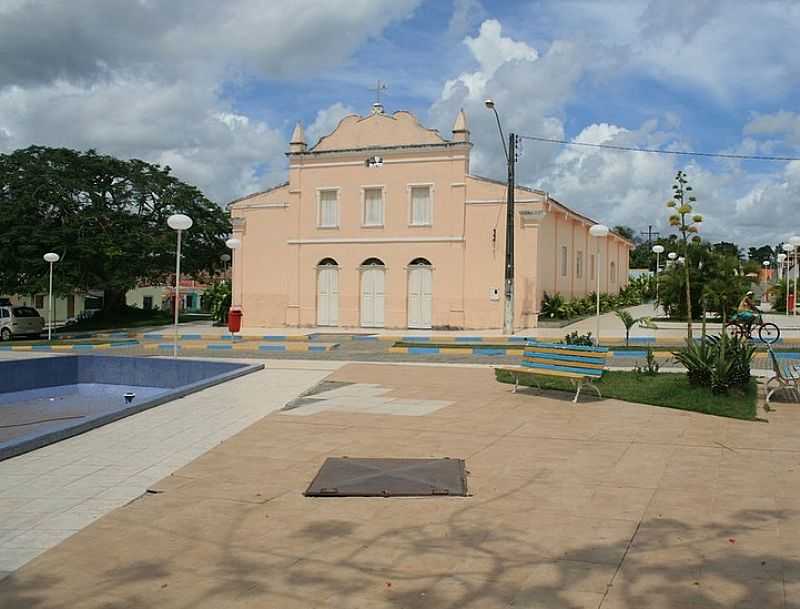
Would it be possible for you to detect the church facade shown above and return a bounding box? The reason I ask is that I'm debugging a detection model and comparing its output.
[228,104,630,331]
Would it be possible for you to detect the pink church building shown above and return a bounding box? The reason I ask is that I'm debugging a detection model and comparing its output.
[228,104,630,331]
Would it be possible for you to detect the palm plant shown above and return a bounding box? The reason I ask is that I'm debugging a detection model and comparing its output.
[615,309,638,347]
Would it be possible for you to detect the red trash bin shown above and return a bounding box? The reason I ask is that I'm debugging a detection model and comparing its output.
[228,308,243,333]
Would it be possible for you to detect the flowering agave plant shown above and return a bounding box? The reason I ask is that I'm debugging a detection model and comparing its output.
[665,170,703,341]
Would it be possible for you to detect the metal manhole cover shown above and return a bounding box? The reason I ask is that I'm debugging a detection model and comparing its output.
[304,457,467,497]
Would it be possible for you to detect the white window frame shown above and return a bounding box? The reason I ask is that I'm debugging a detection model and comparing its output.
[361,185,385,227]
[316,187,340,229]
[560,246,568,277]
[407,182,434,227]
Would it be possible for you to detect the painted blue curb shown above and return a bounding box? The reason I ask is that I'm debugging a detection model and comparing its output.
[403,336,431,342]
[408,346,440,354]
[775,352,800,359]
[31,345,52,351]
[110,342,137,349]
[629,337,656,343]
[508,337,529,343]
[261,335,289,341]
[611,351,648,358]
[455,336,482,342]
[258,345,287,352]
[474,348,508,356]
[158,344,179,350]
[180,334,203,340]
[72,344,96,350]
[143,334,165,340]
[352,335,378,341]
[309,345,328,352]
[208,344,233,350]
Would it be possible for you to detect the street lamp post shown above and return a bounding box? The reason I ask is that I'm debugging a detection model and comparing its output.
[226,238,241,334]
[43,252,59,341]
[220,253,231,280]
[167,214,193,357]
[778,253,786,282]
[783,243,796,316]
[762,260,770,305]
[589,224,609,345]
[791,236,800,316]
[484,99,517,335]
[652,244,664,309]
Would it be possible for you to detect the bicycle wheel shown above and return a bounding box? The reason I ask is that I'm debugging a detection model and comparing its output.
[724,322,745,340]
[758,322,781,345]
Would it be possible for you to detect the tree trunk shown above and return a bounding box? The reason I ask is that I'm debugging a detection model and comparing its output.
[102,288,127,315]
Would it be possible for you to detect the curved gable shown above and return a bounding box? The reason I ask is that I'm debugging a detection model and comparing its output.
[311,111,447,152]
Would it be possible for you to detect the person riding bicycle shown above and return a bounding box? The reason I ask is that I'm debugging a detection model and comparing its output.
[735,291,761,332]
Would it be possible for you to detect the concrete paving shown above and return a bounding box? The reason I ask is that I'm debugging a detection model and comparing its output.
[0,363,798,608]
[0,355,343,579]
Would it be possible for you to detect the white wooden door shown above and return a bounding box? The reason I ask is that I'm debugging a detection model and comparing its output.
[317,268,338,326]
[360,268,385,327]
[408,267,432,329]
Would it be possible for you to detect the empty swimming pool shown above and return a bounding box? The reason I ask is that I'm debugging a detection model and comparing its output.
[0,355,263,460]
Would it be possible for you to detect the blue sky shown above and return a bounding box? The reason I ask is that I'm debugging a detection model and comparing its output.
[0,0,799,246]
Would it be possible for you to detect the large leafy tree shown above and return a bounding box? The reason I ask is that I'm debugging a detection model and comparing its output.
[0,146,231,311]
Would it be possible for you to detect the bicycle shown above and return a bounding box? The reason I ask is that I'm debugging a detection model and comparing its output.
[724,311,781,344]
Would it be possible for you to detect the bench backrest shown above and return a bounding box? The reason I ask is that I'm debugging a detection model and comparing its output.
[521,341,609,378]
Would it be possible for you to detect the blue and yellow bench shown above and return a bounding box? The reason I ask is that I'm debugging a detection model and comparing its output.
[496,341,609,403]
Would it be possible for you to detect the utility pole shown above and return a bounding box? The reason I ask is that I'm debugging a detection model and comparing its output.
[503,133,517,335]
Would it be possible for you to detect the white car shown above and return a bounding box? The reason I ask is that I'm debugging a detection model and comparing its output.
[0,305,45,340]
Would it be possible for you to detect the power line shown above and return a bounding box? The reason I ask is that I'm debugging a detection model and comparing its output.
[517,134,800,162]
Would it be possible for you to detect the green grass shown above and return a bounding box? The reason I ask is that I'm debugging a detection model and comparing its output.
[495,369,758,420]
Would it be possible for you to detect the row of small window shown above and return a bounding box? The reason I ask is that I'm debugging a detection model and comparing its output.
[560,247,617,282]
[317,185,433,228]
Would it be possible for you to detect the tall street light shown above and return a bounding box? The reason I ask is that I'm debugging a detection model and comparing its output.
[589,224,609,345]
[782,243,794,315]
[167,214,193,357]
[791,236,800,316]
[220,253,231,280]
[43,252,59,341]
[652,244,664,310]
[484,99,517,335]
[226,237,242,333]
[762,260,771,305]
[778,252,786,282]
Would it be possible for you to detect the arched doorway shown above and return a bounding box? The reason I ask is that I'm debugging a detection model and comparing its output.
[360,258,385,328]
[317,258,339,326]
[407,258,432,329]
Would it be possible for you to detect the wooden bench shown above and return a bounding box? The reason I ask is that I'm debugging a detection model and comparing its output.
[496,341,610,403]
[766,345,800,404]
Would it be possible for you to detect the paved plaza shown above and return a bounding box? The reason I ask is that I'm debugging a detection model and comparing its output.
[1,361,798,608]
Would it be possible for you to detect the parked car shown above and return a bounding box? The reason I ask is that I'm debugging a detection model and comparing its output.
[0,305,45,340]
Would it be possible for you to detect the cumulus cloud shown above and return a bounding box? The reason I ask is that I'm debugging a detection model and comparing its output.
[745,111,800,147]
[0,0,420,204]
[306,102,356,148]
[431,16,800,247]
[0,0,423,87]
[0,77,286,203]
